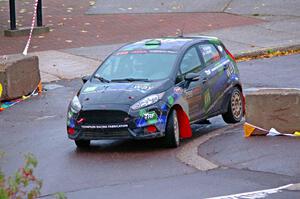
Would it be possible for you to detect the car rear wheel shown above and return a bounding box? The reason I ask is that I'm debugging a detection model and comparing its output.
[75,140,91,148]
[222,87,243,123]
[163,110,180,148]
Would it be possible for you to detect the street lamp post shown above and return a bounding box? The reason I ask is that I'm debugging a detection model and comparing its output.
[9,0,16,30]
[37,0,43,27]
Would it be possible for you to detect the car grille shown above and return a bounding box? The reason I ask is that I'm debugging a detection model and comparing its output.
[81,130,130,139]
[79,110,129,124]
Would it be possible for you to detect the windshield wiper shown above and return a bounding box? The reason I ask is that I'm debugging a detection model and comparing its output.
[111,78,150,82]
[93,75,110,83]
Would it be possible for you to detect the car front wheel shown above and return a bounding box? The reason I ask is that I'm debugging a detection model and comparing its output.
[163,110,180,148]
[222,87,243,123]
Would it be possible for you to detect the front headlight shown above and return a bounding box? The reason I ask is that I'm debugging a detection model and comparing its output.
[131,92,164,110]
[70,96,82,113]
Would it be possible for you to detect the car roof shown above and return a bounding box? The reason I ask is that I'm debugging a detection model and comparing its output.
[118,36,220,52]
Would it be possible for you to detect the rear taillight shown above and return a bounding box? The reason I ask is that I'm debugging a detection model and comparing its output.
[225,48,236,62]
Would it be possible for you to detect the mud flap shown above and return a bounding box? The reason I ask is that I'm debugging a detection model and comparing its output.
[242,93,246,115]
[175,107,192,139]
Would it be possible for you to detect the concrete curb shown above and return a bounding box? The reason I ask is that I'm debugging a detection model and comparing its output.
[4,26,50,37]
[234,44,300,60]
[177,122,242,171]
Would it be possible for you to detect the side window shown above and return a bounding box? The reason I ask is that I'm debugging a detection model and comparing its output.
[198,44,221,66]
[216,44,226,57]
[180,47,202,74]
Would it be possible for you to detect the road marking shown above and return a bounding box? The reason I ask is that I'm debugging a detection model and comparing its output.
[205,184,294,199]
[34,115,57,121]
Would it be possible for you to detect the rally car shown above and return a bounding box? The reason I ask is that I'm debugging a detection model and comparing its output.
[67,36,245,148]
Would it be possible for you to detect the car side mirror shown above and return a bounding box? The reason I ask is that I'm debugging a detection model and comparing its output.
[184,73,200,82]
[82,75,91,83]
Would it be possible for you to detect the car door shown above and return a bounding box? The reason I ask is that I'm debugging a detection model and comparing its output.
[176,46,205,122]
[197,43,229,115]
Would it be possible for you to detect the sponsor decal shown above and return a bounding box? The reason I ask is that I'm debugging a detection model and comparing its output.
[145,111,159,124]
[131,50,148,54]
[81,124,128,129]
[226,63,235,77]
[205,70,211,76]
[138,110,159,125]
[192,87,201,95]
[209,38,221,45]
[161,103,168,111]
[168,96,175,105]
[204,89,211,110]
[211,60,230,72]
[83,86,97,93]
[174,87,183,94]
[148,50,177,54]
[69,119,76,128]
[185,90,193,99]
[134,84,153,93]
[67,111,74,119]
[116,51,129,56]
[143,111,157,120]
[139,109,147,117]
[201,46,213,55]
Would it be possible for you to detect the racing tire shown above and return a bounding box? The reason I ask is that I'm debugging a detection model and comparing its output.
[222,87,243,124]
[163,110,180,148]
[75,140,91,148]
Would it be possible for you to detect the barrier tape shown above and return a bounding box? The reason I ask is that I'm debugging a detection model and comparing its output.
[22,0,39,56]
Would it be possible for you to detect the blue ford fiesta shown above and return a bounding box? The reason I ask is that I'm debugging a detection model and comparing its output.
[67,36,245,148]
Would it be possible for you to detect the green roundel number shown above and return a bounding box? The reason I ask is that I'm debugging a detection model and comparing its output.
[168,96,175,105]
[141,110,158,125]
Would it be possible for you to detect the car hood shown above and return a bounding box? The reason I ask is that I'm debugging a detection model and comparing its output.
[79,79,172,107]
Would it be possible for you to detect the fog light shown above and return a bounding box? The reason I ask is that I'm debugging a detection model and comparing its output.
[67,127,75,135]
[146,125,157,133]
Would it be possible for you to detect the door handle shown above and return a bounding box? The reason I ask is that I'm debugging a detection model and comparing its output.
[202,77,208,84]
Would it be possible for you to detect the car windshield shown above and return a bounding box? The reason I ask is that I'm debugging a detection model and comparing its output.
[93,50,177,82]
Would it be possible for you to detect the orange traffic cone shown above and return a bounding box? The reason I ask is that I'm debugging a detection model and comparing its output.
[37,81,43,94]
[244,122,269,137]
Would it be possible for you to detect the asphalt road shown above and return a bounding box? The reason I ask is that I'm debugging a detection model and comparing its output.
[0,54,300,198]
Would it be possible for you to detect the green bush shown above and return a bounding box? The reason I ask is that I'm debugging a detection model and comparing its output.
[0,153,42,199]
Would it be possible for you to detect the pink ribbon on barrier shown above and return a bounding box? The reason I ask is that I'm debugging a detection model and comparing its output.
[22,0,39,56]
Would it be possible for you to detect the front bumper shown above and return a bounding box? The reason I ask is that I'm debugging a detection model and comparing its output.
[66,101,169,140]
